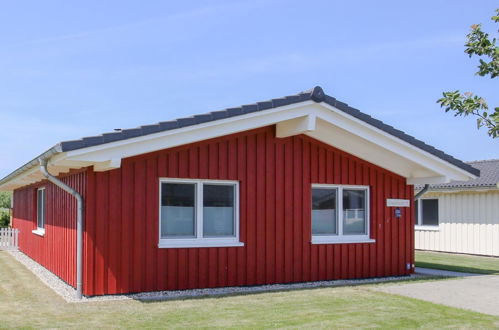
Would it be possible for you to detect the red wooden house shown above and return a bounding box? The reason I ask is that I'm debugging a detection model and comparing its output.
[0,87,478,298]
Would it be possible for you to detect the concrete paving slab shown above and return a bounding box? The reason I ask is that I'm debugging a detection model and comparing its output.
[415,267,480,277]
[374,275,499,316]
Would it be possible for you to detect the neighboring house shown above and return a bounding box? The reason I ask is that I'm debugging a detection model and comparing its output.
[0,87,477,298]
[415,159,499,256]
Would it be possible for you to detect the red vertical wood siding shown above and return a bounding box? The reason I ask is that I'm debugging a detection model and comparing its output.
[12,170,86,287]
[83,125,414,296]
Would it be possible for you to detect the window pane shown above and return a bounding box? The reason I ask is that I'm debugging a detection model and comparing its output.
[414,200,419,225]
[312,188,337,235]
[203,184,235,237]
[37,189,45,229]
[343,189,366,235]
[422,199,438,226]
[161,183,196,238]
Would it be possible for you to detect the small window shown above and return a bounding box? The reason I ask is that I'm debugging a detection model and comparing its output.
[203,184,235,237]
[343,189,367,235]
[161,183,196,238]
[312,188,338,235]
[311,184,373,244]
[415,199,439,227]
[159,179,243,248]
[33,188,46,236]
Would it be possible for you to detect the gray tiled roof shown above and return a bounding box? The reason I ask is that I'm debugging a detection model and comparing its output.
[56,86,478,177]
[419,159,499,190]
[0,86,480,188]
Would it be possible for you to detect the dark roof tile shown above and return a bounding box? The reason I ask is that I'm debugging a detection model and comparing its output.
[81,136,104,146]
[284,95,302,103]
[256,101,274,111]
[211,110,229,120]
[102,132,125,143]
[159,121,179,130]
[60,140,86,150]
[193,114,214,124]
[241,104,258,114]
[271,98,290,107]
[177,117,198,127]
[121,128,142,138]
[224,108,243,116]
[140,125,161,135]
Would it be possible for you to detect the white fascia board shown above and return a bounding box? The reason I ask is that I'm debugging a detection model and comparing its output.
[315,103,476,182]
[62,101,317,163]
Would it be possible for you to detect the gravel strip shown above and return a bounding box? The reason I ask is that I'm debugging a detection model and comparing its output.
[8,250,427,303]
[8,250,131,303]
[132,274,425,302]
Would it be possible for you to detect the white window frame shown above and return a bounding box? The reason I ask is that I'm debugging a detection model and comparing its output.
[415,197,440,231]
[32,187,46,237]
[158,178,244,248]
[311,184,374,244]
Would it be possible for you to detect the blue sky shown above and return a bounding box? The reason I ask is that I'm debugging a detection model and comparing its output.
[0,0,497,178]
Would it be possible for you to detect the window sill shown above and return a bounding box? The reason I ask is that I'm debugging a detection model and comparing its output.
[158,239,244,248]
[32,228,45,237]
[415,226,440,231]
[311,236,375,245]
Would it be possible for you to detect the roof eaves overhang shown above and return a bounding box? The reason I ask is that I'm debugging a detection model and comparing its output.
[0,145,63,191]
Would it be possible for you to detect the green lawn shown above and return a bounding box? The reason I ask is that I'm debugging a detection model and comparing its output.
[1,252,498,329]
[416,250,499,275]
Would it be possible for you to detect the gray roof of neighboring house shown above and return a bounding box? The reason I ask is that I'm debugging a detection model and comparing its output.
[418,159,499,191]
[0,86,480,187]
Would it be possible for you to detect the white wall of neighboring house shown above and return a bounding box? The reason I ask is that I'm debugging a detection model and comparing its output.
[415,189,499,256]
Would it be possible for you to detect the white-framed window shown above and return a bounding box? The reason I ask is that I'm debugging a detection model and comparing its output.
[158,178,244,248]
[311,184,374,244]
[415,198,439,230]
[32,187,46,236]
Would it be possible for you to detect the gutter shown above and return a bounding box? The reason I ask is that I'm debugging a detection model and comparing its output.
[414,184,430,201]
[39,158,84,300]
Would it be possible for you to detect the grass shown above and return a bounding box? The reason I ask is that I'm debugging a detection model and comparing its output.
[416,250,499,275]
[1,252,498,329]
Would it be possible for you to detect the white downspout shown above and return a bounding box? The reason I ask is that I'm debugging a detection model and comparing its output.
[39,158,84,300]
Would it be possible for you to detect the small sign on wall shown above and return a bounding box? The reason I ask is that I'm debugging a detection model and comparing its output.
[386,199,410,207]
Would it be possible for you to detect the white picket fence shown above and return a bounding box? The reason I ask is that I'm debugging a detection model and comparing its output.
[0,228,19,250]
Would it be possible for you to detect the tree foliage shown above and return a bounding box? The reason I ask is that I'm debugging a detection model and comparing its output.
[437,9,499,138]
[0,192,11,227]
[0,191,11,209]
